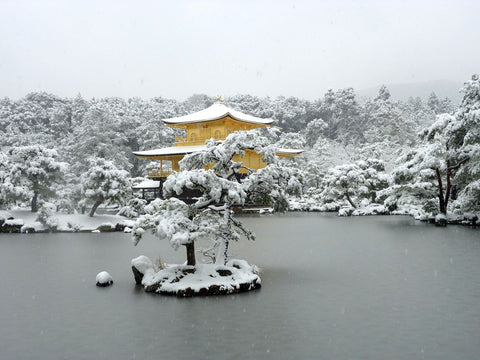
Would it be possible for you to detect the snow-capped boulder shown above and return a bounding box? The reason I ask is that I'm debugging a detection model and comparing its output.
[1,218,24,233]
[131,256,154,285]
[96,222,115,232]
[96,271,113,287]
[21,221,45,233]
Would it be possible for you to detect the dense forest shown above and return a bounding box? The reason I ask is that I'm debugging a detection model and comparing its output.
[0,75,479,222]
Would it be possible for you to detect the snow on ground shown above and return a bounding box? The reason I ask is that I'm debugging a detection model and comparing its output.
[3,208,134,232]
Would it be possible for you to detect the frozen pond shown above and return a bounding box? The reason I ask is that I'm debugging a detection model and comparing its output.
[0,213,479,359]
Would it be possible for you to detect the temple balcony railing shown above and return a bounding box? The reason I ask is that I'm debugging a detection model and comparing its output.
[147,169,172,178]
[174,135,226,146]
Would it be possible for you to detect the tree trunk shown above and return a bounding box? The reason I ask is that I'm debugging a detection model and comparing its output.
[435,168,446,214]
[89,197,104,217]
[31,191,38,212]
[444,144,451,212]
[185,242,196,266]
[345,191,357,208]
[215,239,229,266]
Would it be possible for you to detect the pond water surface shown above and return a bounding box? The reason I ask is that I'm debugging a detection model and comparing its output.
[0,213,479,360]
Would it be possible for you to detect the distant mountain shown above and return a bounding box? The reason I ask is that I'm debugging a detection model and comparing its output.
[358,80,464,104]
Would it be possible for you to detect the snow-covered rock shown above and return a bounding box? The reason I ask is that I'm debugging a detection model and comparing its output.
[21,221,46,233]
[96,271,113,287]
[131,255,154,285]
[96,222,115,232]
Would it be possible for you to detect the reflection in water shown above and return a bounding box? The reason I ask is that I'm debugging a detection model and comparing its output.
[0,213,479,359]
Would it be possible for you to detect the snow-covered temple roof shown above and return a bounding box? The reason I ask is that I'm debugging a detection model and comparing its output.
[133,145,207,157]
[163,102,274,125]
[132,179,160,189]
[133,145,303,157]
[276,148,304,156]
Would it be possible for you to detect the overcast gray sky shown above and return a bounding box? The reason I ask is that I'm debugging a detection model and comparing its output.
[1,0,479,100]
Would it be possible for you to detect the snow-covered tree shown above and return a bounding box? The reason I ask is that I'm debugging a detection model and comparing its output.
[320,158,389,209]
[318,88,361,142]
[427,92,442,114]
[0,151,11,208]
[276,131,306,149]
[445,74,480,212]
[67,103,132,174]
[272,96,311,132]
[362,86,416,146]
[304,118,328,147]
[132,128,300,266]
[296,138,351,190]
[225,94,274,119]
[5,145,67,212]
[388,113,468,215]
[183,94,215,113]
[80,157,131,217]
[426,92,454,115]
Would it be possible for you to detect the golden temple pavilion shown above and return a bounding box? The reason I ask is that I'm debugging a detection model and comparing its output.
[132,100,302,200]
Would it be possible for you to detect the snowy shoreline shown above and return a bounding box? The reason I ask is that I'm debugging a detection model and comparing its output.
[288,201,479,227]
[1,207,477,234]
[0,209,134,233]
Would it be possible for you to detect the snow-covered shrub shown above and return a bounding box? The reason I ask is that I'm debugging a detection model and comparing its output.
[36,202,59,231]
